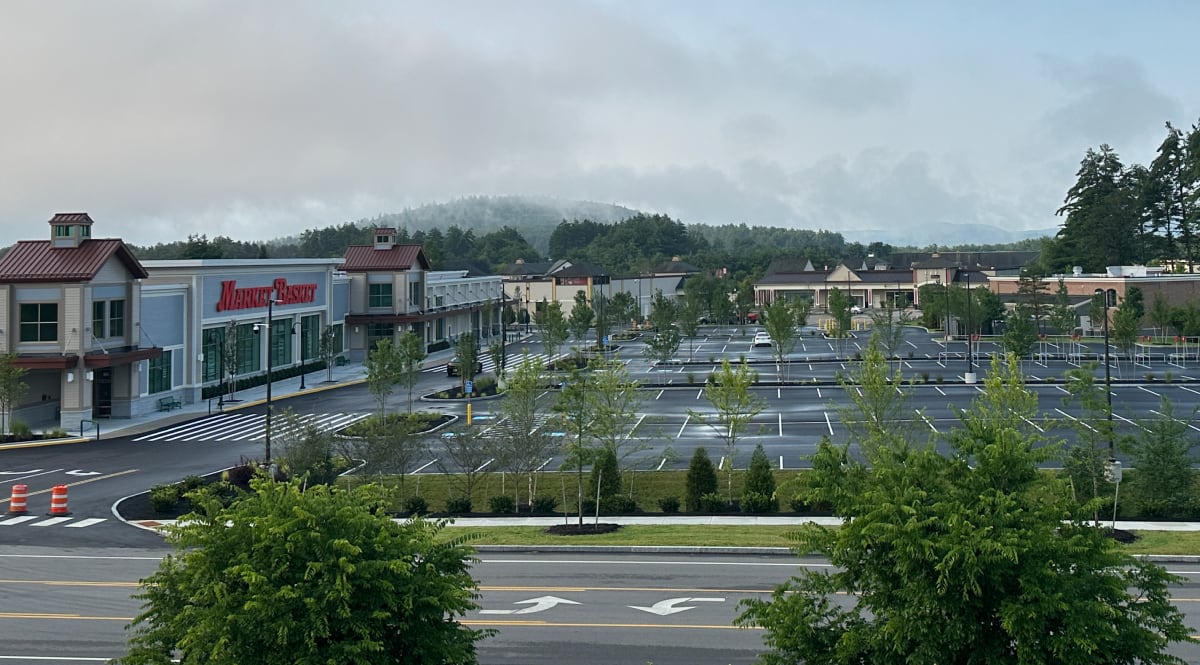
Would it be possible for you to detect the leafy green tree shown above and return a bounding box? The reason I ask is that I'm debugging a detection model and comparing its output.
[867,302,914,366]
[494,357,558,507]
[0,354,28,435]
[1001,305,1038,360]
[567,290,595,357]
[916,283,949,330]
[274,409,337,486]
[118,479,489,665]
[1047,144,1142,272]
[677,292,704,361]
[533,298,569,361]
[364,338,401,418]
[690,360,764,504]
[587,356,647,496]
[1150,292,1174,338]
[837,340,915,458]
[1048,278,1078,338]
[1015,268,1050,333]
[435,419,496,504]
[1148,122,1197,270]
[738,355,1192,665]
[733,277,756,325]
[826,287,851,338]
[220,320,240,402]
[684,447,718,512]
[454,333,480,395]
[588,446,621,510]
[1127,399,1198,517]
[1112,293,1142,360]
[396,331,426,412]
[555,367,598,525]
[762,298,798,366]
[608,290,637,331]
[337,415,430,491]
[592,289,614,349]
[643,291,681,365]
[742,444,778,512]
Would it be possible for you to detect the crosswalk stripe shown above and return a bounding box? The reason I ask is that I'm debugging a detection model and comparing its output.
[423,352,569,373]
[31,517,73,527]
[0,515,39,526]
[64,518,107,528]
[136,412,372,443]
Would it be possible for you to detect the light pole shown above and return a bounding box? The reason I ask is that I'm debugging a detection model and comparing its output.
[1094,288,1115,456]
[498,292,506,374]
[636,278,641,327]
[256,295,283,465]
[293,321,307,391]
[965,271,975,383]
[933,274,948,342]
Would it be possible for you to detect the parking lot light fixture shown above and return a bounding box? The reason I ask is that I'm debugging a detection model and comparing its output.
[1094,288,1115,457]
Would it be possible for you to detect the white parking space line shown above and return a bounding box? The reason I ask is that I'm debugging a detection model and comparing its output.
[676,415,690,439]
[1054,408,1096,432]
[778,413,783,437]
[1054,385,1070,394]
[1022,417,1045,433]
[824,411,834,436]
[696,389,703,400]
[1150,409,1200,432]
[1139,386,1162,397]
[1178,386,1200,396]
[816,387,822,398]
[656,389,664,399]
[1113,413,1147,431]
[656,458,667,471]
[918,410,937,432]
[935,387,946,396]
[65,518,107,528]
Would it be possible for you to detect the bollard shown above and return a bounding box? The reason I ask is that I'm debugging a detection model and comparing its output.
[48,484,70,516]
[8,484,28,515]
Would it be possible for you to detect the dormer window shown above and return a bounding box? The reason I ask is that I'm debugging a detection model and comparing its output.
[375,234,389,244]
[54,225,72,237]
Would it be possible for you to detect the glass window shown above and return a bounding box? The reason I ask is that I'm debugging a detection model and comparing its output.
[80,225,90,237]
[270,318,292,366]
[202,327,224,382]
[236,323,260,373]
[369,283,392,308]
[92,301,106,338]
[19,303,58,342]
[148,350,172,394]
[108,300,124,337]
[54,225,71,237]
[300,314,320,361]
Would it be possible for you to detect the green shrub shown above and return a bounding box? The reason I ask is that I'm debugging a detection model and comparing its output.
[180,475,206,492]
[658,496,681,513]
[530,495,558,513]
[788,496,809,513]
[685,447,718,512]
[10,421,31,438]
[403,496,428,515]
[698,492,727,513]
[149,484,181,513]
[580,498,597,515]
[473,375,498,393]
[741,492,776,513]
[223,464,257,489]
[488,495,516,514]
[46,428,69,438]
[601,495,637,514]
[445,496,472,514]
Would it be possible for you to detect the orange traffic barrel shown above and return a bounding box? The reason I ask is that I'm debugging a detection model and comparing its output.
[48,484,70,516]
[8,484,28,515]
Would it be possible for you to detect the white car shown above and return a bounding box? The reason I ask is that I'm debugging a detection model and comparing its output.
[850,305,864,314]
[752,332,772,347]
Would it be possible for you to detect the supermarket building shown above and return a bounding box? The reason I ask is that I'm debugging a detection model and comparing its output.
[0,214,499,431]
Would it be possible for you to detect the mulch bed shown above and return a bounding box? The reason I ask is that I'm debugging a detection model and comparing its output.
[544,523,623,536]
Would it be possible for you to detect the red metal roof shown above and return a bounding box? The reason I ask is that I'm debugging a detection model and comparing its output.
[49,212,95,225]
[340,244,430,272]
[0,239,149,283]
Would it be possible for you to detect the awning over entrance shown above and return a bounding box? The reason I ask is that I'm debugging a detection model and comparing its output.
[13,355,79,369]
[84,346,162,368]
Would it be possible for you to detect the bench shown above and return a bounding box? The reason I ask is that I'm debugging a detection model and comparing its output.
[157,396,182,412]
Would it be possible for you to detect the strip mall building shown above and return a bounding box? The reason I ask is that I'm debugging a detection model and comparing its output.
[0,214,500,431]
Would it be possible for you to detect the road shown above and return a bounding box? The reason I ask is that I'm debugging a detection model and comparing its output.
[2,548,1200,664]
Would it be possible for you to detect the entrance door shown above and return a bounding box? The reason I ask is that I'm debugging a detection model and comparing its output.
[92,368,113,418]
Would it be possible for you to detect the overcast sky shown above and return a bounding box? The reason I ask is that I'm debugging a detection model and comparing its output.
[1,1,1196,248]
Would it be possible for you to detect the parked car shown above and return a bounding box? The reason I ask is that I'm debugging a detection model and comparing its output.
[447,356,483,377]
[752,332,773,347]
[850,305,864,314]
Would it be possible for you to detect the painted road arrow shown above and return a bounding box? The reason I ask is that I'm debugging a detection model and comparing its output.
[629,597,725,616]
[65,470,103,476]
[480,595,581,615]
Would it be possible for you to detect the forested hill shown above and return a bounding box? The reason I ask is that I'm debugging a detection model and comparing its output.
[367,196,638,254]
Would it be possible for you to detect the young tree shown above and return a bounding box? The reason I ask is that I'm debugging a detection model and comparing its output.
[1001,305,1039,361]
[567,290,595,359]
[677,292,704,361]
[1015,268,1050,333]
[837,340,915,458]
[337,415,429,492]
[454,332,480,395]
[0,354,28,435]
[396,330,426,412]
[221,320,240,402]
[118,479,489,665]
[588,446,621,512]
[587,356,647,497]
[867,301,914,366]
[533,298,569,361]
[274,409,337,486]
[364,338,401,418]
[317,324,339,382]
[742,443,778,512]
[435,419,498,506]
[1048,278,1078,338]
[608,290,636,332]
[495,357,558,507]
[826,287,852,338]
[738,356,1192,664]
[554,367,599,525]
[690,359,764,504]
[733,277,756,325]
[643,290,681,366]
[1150,292,1174,338]
[1062,364,1116,518]
[592,289,614,350]
[762,298,798,367]
[684,446,718,512]
[1112,293,1142,360]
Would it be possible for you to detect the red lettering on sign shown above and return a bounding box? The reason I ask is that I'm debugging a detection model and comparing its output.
[215,278,319,311]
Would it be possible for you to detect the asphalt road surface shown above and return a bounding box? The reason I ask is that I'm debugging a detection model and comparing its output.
[2,548,1200,664]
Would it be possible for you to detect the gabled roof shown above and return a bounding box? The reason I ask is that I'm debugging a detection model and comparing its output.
[550,260,608,278]
[0,239,148,283]
[500,260,554,277]
[652,258,701,274]
[763,256,816,275]
[340,244,430,272]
